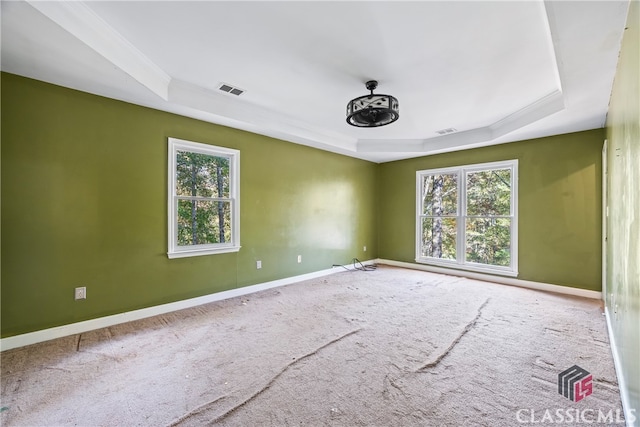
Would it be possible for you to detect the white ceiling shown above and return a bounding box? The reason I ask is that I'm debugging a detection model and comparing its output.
[1,0,630,163]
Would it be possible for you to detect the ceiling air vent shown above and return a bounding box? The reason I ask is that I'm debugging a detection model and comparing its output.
[435,128,457,135]
[218,83,244,96]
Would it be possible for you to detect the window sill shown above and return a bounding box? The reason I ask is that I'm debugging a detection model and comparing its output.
[415,258,518,278]
[168,245,241,259]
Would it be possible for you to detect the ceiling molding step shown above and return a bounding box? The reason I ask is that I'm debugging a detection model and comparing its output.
[26,0,171,100]
[423,90,564,151]
[255,129,366,160]
[489,90,565,138]
[357,89,564,154]
[169,79,358,153]
[356,139,427,153]
[421,127,495,152]
[417,91,564,153]
[542,0,568,94]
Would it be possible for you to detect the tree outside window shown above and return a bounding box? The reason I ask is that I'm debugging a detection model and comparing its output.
[416,160,517,276]
[168,138,240,258]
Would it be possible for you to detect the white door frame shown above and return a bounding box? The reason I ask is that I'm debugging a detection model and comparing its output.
[602,139,608,302]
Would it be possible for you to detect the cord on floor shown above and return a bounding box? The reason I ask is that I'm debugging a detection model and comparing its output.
[332,258,377,271]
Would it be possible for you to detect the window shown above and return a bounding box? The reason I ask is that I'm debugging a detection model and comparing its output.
[168,138,240,258]
[416,160,518,276]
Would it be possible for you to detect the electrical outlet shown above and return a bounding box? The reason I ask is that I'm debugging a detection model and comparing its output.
[75,286,86,300]
[256,260,262,269]
[297,255,302,263]
[363,246,367,252]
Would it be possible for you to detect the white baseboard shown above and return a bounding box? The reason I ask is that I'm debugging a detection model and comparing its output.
[0,261,374,352]
[376,259,602,300]
[604,306,637,427]
[0,259,599,351]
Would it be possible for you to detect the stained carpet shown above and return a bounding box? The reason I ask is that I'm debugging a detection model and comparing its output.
[0,266,624,426]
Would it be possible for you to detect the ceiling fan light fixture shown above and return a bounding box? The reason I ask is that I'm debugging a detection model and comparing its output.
[346,80,399,127]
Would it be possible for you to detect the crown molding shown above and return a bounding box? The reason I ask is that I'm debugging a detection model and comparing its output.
[24,0,569,161]
[26,0,171,100]
[168,79,359,153]
[357,89,564,154]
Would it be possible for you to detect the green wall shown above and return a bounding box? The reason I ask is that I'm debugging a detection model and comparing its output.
[378,129,604,290]
[605,0,639,421]
[1,73,378,337]
[0,71,611,340]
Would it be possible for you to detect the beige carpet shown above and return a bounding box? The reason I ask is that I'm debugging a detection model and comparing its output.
[0,266,625,426]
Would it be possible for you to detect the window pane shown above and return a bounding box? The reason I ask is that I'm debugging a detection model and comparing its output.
[421,217,457,260]
[466,169,511,216]
[176,151,230,198]
[465,218,511,266]
[422,173,457,215]
[177,200,231,246]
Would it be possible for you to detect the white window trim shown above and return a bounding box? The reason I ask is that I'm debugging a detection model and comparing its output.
[415,159,518,277]
[168,137,240,259]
